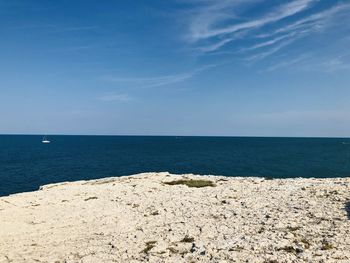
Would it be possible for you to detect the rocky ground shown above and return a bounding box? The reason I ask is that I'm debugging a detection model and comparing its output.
[0,172,349,263]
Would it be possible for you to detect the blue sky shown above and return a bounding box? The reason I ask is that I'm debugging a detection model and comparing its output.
[1,0,350,136]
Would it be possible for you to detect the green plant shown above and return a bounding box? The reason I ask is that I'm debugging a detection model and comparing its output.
[287,226,301,231]
[142,241,157,254]
[321,242,334,250]
[164,179,215,188]
[180,236,195,243]
[300,239,311,249]
[84,196,98,201]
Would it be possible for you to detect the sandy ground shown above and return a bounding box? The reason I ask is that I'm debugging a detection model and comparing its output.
[0,172,349,263]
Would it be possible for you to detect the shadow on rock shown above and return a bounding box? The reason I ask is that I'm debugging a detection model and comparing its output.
[346,202,350,220]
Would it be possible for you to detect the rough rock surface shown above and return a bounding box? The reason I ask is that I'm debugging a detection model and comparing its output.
[0,172,349,263]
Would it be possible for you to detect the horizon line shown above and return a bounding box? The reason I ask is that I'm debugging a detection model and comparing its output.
[0,133,349,139]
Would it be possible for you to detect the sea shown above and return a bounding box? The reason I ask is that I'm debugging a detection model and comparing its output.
[1,135,350,196]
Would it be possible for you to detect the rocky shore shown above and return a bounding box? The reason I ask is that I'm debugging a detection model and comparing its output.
[0,172,349,263]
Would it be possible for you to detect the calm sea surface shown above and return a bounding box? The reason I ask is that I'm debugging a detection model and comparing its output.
[1,135,350,196]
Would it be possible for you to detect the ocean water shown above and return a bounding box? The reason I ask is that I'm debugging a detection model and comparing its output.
[1,135,350,196]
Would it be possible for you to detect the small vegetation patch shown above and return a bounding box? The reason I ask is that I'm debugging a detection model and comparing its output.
[180,236,195,243]
[229,245,244,252]
[258,227,265,234]
[164,179,216,188]
[84,196,98,201]
[321,242,334,250]
[300,239,311,249]
[167,247,178,254]
[142,241,157,254]
[287,226,301,232]
[277,246,296,253]
[216,178,229,182]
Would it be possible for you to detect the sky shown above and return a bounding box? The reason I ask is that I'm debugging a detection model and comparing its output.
[1,0,350,137]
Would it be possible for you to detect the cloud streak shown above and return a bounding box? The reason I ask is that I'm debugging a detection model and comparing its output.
[105,73,193,88]
[182,0,350,66]
[190,0,316,41]
[245,38,298,62]
[103,64,216,88]
[262,54,310,72]
[259,3,350,38]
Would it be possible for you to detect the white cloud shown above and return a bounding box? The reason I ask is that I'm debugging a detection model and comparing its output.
[102,64,216,88]
[188,0,316,42]
[245,38,298,62]
[187,0,255,42]
[260,3,350,38]
[240,33,296,52]
[182,0,350,64]
[306,56,350,73]
[196,37,234,53]
[321,57,350,72]
[104,73,193,88]
[263,54,310,72]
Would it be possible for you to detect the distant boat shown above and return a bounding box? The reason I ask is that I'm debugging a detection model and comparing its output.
[42,135,50,144]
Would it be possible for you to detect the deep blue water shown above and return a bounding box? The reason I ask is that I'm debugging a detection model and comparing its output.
[1,135,350,196]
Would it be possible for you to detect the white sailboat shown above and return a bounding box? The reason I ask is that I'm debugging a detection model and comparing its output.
[42,135,50,144]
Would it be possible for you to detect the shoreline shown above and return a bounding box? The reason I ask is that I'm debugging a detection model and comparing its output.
[1,172,349,262]
[4,173,350,198]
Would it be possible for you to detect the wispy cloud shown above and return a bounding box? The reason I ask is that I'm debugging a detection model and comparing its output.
[196,37,234,53]
[311,56,350,73]
[105,73,193,88]
[322,56,350,72]
[103,64,216,88]
[262,54,310,72]
[187,0,259,42]
[245,38,298,62]
[98,93,132,102]
[188,0,316,42]
[259,3,350,38]
[181,0,350,65]
[240,33,297,53]
[323,58,350,72]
